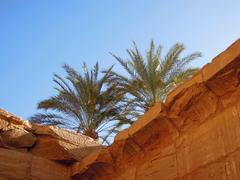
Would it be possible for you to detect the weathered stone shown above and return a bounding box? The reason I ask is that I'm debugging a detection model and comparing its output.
[31,155,70,180]
[0,108,32,132]
[1,128,36,148]
[180,148,240,180]
[29,125,102,161]
[117,167,137,180]
[0,109,13,119]
[115,103,170,153]
[33,125,100,147]
[114,128,129,142]
[70,39,240,180]
[130,115,178,150]
[1,40,240,179]
[31,137,75,161]
[202,39,240,81]
[0,147,32,179]
[108,140,125,164]
[0,109,25,126]
[128,103,163,136]
[31,136,101,161]
[220,88,240,108]
[166,70,203,104]
[167,83,206,116]
[176,104,240,177]
[0,118,8,130]
[179,90,218,129]
[137,153,178,180]
[205,66,240,96]
[71,148,112,176]
[0,148,70,180]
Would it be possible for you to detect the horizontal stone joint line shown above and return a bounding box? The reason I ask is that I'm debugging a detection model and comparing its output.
[178,146,240,179]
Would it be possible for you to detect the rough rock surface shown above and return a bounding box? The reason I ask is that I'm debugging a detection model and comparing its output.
[70,39,240,179]
[0,39,240,179]
[30,125,101,162]
[1,128,36,148]
[31,135,101,162]
[0,147,70,180]
[0,109,101,179]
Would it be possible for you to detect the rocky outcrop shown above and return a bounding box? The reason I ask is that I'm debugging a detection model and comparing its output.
[1,128,36,148]
[0,110,101,162]
[70,39,240,179]
[0,147,70,180]
[0,109,101,179]
[0,110,36,150]
[30,125,101,162]
[1,39,240,179]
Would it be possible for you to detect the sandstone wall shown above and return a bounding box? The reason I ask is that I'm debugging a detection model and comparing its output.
[0,107,101,179]
[71,40,240,179]
[116,100,240,180]
[0,147,70,180]
[1,40,240,180]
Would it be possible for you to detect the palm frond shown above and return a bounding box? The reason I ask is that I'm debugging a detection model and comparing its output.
[30,62,131,143]
[111,40,201,121]
[29,113,65,125]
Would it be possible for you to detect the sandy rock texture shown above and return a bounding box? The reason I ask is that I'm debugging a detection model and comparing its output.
[0,39,240,179]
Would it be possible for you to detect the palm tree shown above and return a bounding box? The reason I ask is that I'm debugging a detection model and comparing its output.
[110,40,201,119]
[30,63,131,144]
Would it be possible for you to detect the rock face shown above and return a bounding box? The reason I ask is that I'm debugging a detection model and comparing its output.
[70,39,240,179]
[0,110,101,161]
[0,39,240,179]
[0,147,70,180]
[30,125,101,162]
[0,109,101,179]
[1,128,36,148]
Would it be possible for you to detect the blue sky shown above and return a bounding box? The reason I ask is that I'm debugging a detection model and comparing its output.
[0,0,240,119]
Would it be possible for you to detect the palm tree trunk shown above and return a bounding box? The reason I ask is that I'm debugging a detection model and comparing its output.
[83,129,99,140]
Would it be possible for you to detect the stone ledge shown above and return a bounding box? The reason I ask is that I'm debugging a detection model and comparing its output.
[166,39,240,103]
[0,147,70,180]
[71,39,240,178]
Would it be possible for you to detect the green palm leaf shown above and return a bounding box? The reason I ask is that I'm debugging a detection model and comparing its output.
[30,62,130,144]
[110,40,201,121]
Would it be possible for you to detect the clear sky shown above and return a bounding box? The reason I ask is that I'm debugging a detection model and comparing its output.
[0,0,240,119]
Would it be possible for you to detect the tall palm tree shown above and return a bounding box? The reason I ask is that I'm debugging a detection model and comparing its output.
[110,40,201,119]
[30,63,131,144]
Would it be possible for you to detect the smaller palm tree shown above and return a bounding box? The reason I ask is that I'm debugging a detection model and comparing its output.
[30,63,130,144]
[110,40,201,119]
